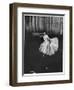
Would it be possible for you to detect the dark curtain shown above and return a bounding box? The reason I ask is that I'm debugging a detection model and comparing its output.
[25,16,63,35]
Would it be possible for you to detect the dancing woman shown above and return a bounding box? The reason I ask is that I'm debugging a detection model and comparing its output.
[39,32,58,56]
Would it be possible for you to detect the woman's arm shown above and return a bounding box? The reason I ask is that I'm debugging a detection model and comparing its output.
[32,32,44,37]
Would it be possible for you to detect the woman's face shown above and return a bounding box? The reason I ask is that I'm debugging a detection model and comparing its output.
[44,32,46,34]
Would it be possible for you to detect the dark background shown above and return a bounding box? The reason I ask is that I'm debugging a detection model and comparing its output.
[23,15,63,74]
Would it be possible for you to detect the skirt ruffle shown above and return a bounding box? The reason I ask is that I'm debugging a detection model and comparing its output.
[39,37,58,56]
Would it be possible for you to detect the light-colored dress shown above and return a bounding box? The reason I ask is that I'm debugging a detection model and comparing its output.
[49,37,58,55]
[39,35,58,56]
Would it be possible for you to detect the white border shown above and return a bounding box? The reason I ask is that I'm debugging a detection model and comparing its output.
[17,7,70,82]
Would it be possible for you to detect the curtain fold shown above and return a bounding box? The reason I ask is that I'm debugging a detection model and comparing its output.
[25,16,63,35]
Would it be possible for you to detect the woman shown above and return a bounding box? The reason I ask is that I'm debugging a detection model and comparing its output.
[39,32,58,56]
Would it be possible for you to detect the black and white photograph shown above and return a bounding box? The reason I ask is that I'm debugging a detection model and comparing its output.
[22,14,63,74]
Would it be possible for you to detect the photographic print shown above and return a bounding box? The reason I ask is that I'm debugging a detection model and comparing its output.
[22,14,63,74]
[10,3,72,86]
